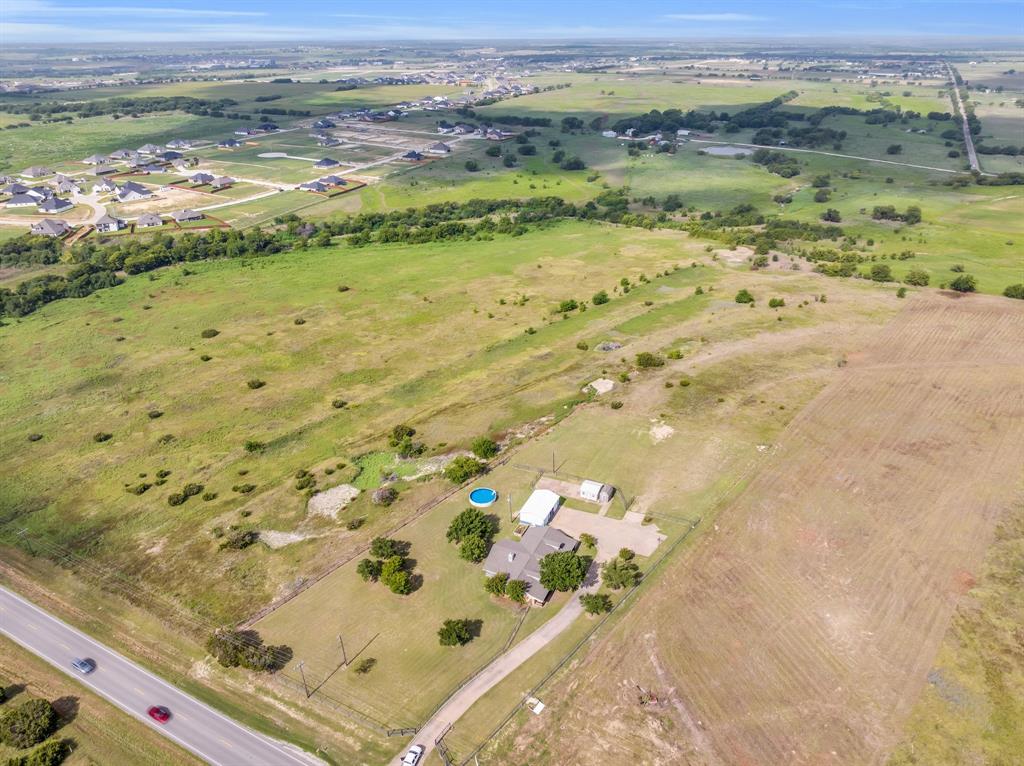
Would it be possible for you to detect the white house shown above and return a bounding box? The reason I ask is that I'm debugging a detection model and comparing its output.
[601,130,618,138]
[579,480,614,504]
[95,214,125,233]
[518,489,562,526]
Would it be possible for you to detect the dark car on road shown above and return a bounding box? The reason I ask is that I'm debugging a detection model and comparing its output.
[71,657,95,674]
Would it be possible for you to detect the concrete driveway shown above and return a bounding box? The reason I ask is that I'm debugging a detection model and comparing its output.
[551,507,665,562]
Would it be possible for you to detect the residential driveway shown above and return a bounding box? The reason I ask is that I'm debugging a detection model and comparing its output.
[551,507,666,563]
[414,562,600,760]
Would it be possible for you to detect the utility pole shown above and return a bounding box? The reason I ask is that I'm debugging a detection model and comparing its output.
[297,660,310,698]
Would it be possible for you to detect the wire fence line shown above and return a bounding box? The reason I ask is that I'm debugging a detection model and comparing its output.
[452,516,703,766]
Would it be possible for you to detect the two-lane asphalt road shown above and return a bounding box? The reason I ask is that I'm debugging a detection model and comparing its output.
[0,586,322,766]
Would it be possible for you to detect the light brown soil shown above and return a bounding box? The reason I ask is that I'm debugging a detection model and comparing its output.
[489,293,1024,766]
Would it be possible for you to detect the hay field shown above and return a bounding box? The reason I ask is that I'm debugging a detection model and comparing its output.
[481,292,1024,765]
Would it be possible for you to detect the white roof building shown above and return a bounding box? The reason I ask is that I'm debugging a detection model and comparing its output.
[518,489,561,527]
[579,480,614,503]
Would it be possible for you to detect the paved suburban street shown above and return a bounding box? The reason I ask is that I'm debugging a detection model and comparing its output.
[0,585,322,766]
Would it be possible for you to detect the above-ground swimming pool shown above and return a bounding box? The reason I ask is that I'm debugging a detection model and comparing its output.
[469,487,498,507]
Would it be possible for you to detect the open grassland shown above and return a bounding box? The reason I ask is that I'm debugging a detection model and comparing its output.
[0,221,711,625]
[479,292,1024,766]
[0,113,238,174]
[0,636,201,766]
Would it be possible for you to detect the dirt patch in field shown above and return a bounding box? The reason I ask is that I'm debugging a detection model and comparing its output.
[306,483,359,519]
[493,293,1024,765]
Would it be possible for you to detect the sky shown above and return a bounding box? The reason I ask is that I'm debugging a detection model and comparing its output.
[1,0,1022,44]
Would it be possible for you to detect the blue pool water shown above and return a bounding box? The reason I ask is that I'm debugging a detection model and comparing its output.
[469,487,498,507]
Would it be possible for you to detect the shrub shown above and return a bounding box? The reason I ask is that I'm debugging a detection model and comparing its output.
[93,432,112,443]
[200,354,212,361]
[464,159,479,172]
[768,297,785,308]
[1004,283,1024,299]
[200,328,220,338]
[147,410,163,419]
[167,492,186,506]
[579,532,597,548]
[447,508,496,544]
[0,698,57,749]
[352,658,376,675]
[949,274,977,293]
[246,379,266,390]
[635,352,664,368]
[337,285,350,292]
[219,529,258,550]
[539,551,588,591]
[357,558,382,582]
[27,433,43,442]
[471,437,499,459]
[459,535,488,562]
[601,556,641,589]
[735,289,755,304]
[870,264,894,282]
[183,483,203,497]
[202,492,217,501]
[331,398,348,409]
[127,482,151,495]
[591,290,610,305]
[206,629,289,672]
[294,475,315,490]
[897,287,907,298]
[618,547,635,561]
[293,317,305,325]
[813,189,831,203]
[346,517,364,530]
[6,738,71,766]
[904,268,930,286]
[485,145,501,157]
[610,401,623,409]
[505,579,527,603]
[370,537,399,559]
[579,593,613,615]
[371,486,397,506]
[886,144,903,155]
[437,619,473,646]
[576,341,589,350]
[485,572,509,596]
[444,456,485,484]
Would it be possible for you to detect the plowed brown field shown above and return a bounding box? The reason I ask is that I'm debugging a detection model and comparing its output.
[490,292,1024,766]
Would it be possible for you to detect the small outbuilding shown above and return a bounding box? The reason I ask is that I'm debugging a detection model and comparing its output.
[579,480,614,504]
[518,489,562,527]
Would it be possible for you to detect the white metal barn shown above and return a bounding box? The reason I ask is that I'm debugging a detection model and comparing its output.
[518,489,561,526]
[580,480,614,503]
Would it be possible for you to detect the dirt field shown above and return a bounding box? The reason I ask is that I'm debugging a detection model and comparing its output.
[482,292,1024,766]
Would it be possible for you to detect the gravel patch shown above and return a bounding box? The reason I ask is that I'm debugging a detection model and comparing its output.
[306,483,360,519]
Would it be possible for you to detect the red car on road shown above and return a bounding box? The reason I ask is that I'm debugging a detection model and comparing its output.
[147,706,171,724]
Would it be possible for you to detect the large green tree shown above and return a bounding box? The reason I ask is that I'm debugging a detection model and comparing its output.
[539,551,588,591]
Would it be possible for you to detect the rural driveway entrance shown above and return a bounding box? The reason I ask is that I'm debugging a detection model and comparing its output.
[413,562,599,760]
[551,507,666,562]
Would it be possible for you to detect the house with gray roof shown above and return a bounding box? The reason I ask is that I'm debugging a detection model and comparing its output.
[93,164,117,175]
[156,150,183,161]
[136,213,164,228]
[137,143,162,155]
[56,179,83,195]
[298,181,328,193]
[482,526,580,605]
[116,181,152,202]
[189,172,214,185]
[95,214,125,233]
[21,166,53,178]
[400,150,424,162]
[93,178,119,194]
[26,186,52,200]
[6,194,38,208]
[170,209,203,223]
[425,141,452,155]
[210,176,234,189]
[109,148,132,159]
[318,175,346,186]
[218,138,241,149]
[166,139,191,149]
[38,197,73,213]
[31,219,71,237]
[3,182,30,196]
[313,157,340,168]
[82,154,107,165]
